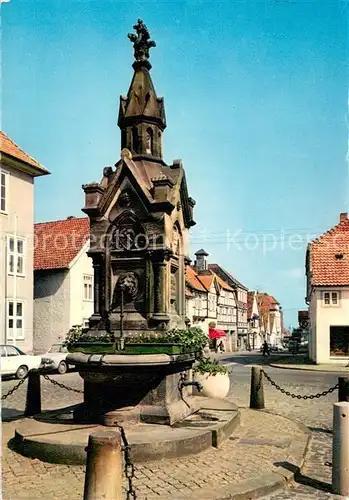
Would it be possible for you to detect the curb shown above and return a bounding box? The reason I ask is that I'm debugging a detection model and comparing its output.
[270,363,349,373]
[158,411,311,500]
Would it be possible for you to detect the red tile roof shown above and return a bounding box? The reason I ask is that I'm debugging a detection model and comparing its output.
[214,273,235,292]
[0,131,48,173]
[186,266,207,292]
[34,217,90,270]
[309,213,349,286]
[208,264,248,291]
[247,291,254,319]
[257,293,279,330]
[197,273,215,290]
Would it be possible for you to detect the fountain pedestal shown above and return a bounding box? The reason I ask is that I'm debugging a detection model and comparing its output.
[68,352,199,426]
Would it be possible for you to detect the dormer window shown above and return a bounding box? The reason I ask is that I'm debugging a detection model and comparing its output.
[335,253,344,260]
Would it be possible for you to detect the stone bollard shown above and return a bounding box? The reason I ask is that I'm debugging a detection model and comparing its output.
[24,369,41,417]
[83,429,123,500]
[332,401,349,496]
[338,377,349,402]
[249,366,265,410]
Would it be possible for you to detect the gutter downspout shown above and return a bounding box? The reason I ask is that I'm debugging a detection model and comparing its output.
[13,214,18,347]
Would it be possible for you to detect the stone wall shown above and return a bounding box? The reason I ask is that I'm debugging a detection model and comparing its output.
[33,269,70,353]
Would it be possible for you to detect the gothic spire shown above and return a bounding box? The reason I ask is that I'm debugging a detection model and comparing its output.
[118,20,166,163]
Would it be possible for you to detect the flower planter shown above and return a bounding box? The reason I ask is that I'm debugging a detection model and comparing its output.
[67,343,116,354]
[123,344,183,355]
[67,342,186,355]
[194,372,230,399]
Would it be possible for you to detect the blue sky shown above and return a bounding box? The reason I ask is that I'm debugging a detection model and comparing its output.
[2,0,348,327]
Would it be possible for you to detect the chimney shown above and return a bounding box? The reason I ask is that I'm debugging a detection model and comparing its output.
[194,249,209,272]
[66,216,75,220]
[340,213,348,223]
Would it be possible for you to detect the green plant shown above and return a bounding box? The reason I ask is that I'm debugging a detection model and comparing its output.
[166,327,208,355]
[64,324,208,356]
[193,357,229,375]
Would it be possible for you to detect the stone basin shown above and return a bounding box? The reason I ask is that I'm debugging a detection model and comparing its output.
[67,352,199,426]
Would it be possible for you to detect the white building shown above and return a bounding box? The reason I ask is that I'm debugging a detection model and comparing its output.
[0,131,49,352]
[256,292,283,347]
[247,291,263,349]
[185,265,210,332]
[33,216,93,353]
[185,262,220,336]
[306,212,349,365]
[208,263,247,351]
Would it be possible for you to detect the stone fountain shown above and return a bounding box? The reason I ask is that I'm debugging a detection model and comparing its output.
[13,19,239,465]
[69,18,198,428]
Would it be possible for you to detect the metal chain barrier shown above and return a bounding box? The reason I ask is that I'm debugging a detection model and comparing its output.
[262,369,339,399]
[42,374,84,394]
[115,423,137,499]
[1,375,28,400]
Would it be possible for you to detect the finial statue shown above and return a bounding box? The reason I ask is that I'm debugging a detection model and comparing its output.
[128,19,156,66]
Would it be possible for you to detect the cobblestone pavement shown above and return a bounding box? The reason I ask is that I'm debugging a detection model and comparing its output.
[2,355,348,499]
[223,354,346,499]
[2,406,306,500]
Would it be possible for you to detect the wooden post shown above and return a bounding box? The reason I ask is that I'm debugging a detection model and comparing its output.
[332,402,349,496]
[83,429,123,500]
[24,369,41,417]
[249,366,265,409]
[338,377,349,402]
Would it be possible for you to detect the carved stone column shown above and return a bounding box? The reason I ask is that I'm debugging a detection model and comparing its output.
[88,254,103,325]
[92,257,101,316]
[151,253,170,324]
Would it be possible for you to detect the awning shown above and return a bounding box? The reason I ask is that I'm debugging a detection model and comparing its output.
[209,328,227,340]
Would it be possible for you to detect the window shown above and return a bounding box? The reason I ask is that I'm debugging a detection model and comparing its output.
[145,127,153,154]
[1,170,8,213]
[83,275,93,301]
[7,300,24,340]
[7,236,25,276]
[330,326,349,357]
[6,346,20,357]
[323,291,339,306]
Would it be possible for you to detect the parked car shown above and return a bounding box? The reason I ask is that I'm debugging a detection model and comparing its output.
[0,345,42,379]
[40,344,69,374]
[273,344,287,352]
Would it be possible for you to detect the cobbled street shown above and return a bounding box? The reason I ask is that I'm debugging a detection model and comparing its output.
[2,352,348,499]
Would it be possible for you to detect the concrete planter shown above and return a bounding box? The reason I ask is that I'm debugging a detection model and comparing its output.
[194,372,230,399]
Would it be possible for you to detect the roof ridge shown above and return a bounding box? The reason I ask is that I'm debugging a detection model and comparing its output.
[35,216,89,226]
[311,219,349,245]
[0,130,47,171]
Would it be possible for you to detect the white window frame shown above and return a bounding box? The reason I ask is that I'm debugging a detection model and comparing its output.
[0,169,8,214]
[6,299,25,340]
[7,235,25,277]
[322,290,340,307]
[83,275,93,301]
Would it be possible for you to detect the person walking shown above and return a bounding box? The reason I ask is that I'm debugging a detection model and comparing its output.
[262,340,270,357]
